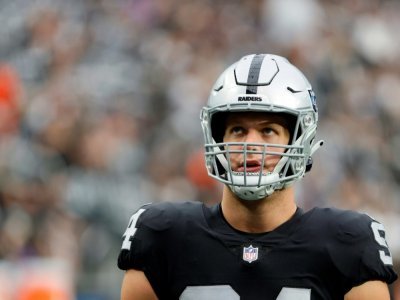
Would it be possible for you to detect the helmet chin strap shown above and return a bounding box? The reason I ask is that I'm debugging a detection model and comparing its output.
[213,141,229,170]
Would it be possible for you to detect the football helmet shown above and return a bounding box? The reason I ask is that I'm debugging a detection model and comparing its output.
[200,54,324,200]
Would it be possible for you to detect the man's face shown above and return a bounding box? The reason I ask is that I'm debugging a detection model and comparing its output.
[222,112,291,174]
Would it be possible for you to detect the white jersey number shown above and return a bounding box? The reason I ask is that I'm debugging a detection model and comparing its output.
[180,286,310,300]
[121,208,146,250]
[371,221,393,265]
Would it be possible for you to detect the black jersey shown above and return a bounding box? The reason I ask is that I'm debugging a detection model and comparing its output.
[118,201,397,300]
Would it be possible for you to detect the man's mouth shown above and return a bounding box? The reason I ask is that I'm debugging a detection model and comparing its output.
[235,160,263,173]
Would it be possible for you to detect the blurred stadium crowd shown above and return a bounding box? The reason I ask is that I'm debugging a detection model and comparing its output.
[0,0,399,299]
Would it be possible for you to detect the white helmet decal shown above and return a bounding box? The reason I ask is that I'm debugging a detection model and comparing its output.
[200,54,324,201]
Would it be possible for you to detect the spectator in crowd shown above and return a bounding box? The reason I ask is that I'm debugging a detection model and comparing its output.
[0,0,399,299]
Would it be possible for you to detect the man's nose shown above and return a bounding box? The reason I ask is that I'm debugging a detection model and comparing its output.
[244,130,264,153]
[244,129,263,144]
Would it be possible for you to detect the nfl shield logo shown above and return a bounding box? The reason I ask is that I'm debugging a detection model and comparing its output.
[243,245,259,263]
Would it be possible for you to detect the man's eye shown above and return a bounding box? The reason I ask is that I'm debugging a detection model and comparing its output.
[231,126,244,134]
[263,128,275,135]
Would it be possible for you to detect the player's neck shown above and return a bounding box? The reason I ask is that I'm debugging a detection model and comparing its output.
[220,186,297,233]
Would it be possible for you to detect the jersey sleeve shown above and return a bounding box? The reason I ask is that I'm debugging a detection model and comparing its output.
[327,210,398,289]
[117,203,173,297]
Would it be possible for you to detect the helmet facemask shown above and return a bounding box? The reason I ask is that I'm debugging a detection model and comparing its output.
[201,108,322,201]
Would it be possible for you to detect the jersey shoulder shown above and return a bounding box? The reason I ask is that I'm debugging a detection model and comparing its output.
[117,201,205,271]
[306,206,397,286]
[135,201,205,231]
[306,206,372,241]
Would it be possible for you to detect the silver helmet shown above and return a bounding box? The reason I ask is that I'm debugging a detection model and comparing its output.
[200,54,323,201]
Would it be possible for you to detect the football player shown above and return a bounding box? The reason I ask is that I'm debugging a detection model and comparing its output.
[118,54,397,299]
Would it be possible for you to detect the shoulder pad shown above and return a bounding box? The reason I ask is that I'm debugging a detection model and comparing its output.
[136,202,174,231]
[308,207,370,242]
[314,207,397,286]
[334,209,372,243]
[137,201,204,231]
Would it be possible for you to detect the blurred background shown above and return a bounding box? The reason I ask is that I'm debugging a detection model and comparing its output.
[0,0,399,299]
